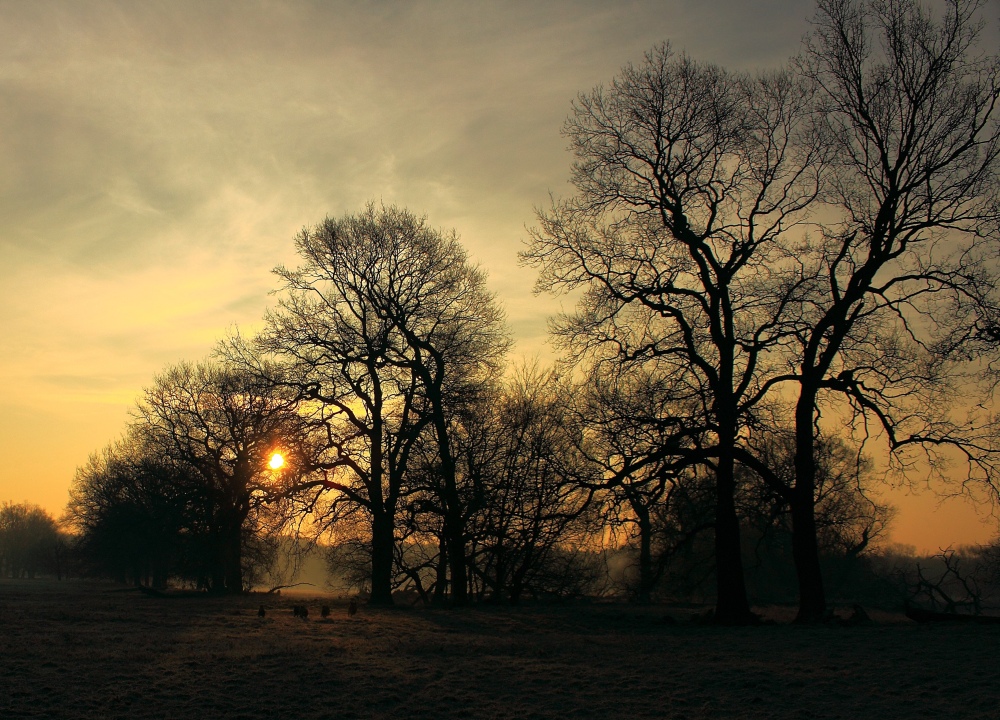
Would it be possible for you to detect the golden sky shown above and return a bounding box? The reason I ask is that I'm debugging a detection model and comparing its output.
[2,0,997,552]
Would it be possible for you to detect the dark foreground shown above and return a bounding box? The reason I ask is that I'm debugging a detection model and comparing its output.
[1,579,997,719]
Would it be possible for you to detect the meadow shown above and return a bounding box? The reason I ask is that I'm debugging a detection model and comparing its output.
[1,579,997,719]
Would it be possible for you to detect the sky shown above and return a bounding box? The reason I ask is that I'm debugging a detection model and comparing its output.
[2,0,998,552]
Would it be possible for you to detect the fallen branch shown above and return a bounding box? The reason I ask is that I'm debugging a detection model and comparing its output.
[266,582,317,594]
[904,604,1000,624]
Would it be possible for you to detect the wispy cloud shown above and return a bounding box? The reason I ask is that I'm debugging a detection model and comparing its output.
[0,0,830,513]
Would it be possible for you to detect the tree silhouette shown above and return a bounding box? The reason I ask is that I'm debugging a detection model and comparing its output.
[779,0,1000,621]
[259,203,507,605]
[68,436,193,588]
[523,45,824,623]
[573,367,714,603]
[0,502,62,579]
[133,360,307,592]
[461,366,594,604]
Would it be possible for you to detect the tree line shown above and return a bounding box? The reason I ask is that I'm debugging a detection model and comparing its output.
[59,0,1000,622]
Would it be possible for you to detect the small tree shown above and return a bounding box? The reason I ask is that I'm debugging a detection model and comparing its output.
[68,437,192,588]
[572,364,713,603]
[133,359,307,592]
[0,502,62,579]
[461,366,594,604]
[737,429,894,603]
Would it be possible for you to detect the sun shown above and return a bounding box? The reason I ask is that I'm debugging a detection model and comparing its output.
[268,453,285,470]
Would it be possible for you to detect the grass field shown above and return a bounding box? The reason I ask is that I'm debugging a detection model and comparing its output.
[1,579,997,719]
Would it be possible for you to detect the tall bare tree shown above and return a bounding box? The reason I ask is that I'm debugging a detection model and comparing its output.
[779,0,1000,621]
[369,209,509,605]
[259,204,508,605]
[523,46,824,623]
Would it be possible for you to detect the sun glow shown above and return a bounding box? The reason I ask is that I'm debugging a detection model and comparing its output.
[268,453,285,470]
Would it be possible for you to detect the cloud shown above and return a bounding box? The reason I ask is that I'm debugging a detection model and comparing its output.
[0,0,821,513]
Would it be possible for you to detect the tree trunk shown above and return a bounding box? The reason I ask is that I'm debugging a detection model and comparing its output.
[444,507,468,606]
[509,572,524,605]
[491,549,507,604]
[369,507,395,605]
[211,567,226,592]
[432,530,448,605]
[791,394,826,622]
[409,349,470,607]
[209,524,226,592]
[636,506,653,604]
[224,522,243,593]
[429,394,467,606]
[714,426,753,625]
[152,561,168,591]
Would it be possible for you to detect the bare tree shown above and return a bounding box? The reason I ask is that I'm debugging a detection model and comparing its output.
[523,46,824,623]
[67,435,192,587]
[366,207,510,606]
[572,364,714,603]
[736,427,895,602]
[461,366,595,604]
[133,360,307,592]
[911,548,984,616]
[258,219,426,604]
[740,428,894,551]
[259,204,508,605]
[780,0,1000,621]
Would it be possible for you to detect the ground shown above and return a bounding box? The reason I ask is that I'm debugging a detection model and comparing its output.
[0,579,997,719]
